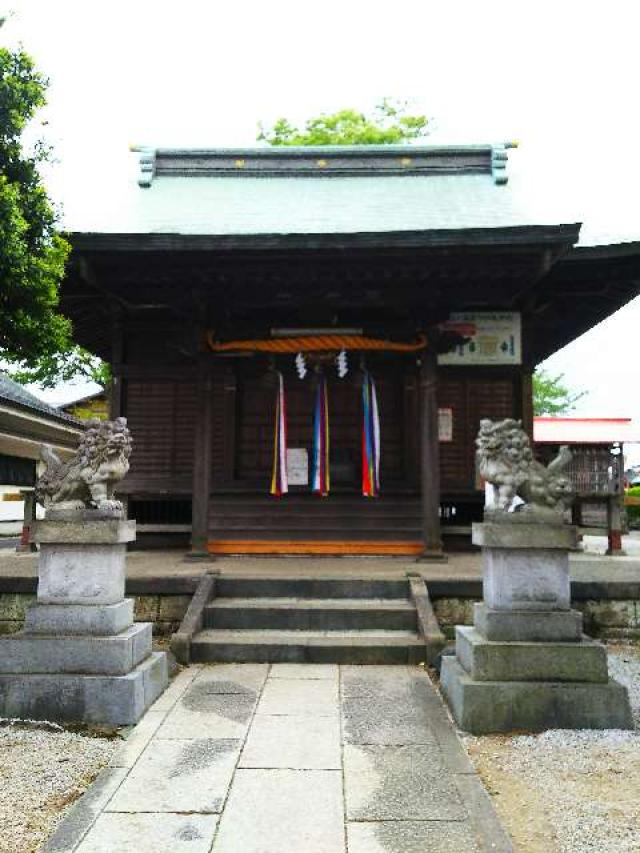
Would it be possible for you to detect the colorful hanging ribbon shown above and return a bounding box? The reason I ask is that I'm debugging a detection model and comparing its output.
[270,372,288,497]
[361,370,380,497]
[311,374,330,496]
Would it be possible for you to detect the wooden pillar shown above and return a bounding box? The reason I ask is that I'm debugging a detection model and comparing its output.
[16,489,37,553]
[190,353,214,557]
[419,343,443,557]
[109,308,125,419]
[520,368,534,438]
[607,446,624,555]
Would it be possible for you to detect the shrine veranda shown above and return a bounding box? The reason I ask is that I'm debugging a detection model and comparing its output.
[61,145,640,558]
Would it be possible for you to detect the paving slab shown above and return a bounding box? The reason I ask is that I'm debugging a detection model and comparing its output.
[341,666,439,745]
[148,665,202,712]
[75,813,219,853]
[157,685,258,738]
[347,820,479,853]
[343,743,466,821]
[212,768,345,853]
[107,737,241,813]
[45,662,511,853]
[270,663,338,680]
[256,676,339,717]
[192,662,269,692]
[240,713,341,769]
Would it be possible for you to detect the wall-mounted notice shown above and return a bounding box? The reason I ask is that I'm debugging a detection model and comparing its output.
[438,408,453,442]
[438,312,521,365]
[287,448,309,486]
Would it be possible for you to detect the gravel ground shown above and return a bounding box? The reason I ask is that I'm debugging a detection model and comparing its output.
[0,721,118,853]
[464,644,640,853]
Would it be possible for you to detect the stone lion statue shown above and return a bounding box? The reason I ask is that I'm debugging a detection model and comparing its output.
[36,417,132,514]
[476,418,574,518]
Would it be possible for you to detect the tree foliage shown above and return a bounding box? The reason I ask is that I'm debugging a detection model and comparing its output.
[0,34,105,389]
[0,42,70,361]
[9,348,111,390]
[533,368,586,416]
[258,99,429,146]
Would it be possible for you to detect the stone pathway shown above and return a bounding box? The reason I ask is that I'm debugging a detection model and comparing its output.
[44,664,511,853]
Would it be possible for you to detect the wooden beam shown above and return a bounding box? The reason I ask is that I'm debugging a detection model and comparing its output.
[419,342,443,556]
[190,353,214,555]
[207,540,424,556]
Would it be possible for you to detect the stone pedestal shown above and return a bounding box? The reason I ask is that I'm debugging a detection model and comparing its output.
[0,514,168,726]
[441,519,633,734]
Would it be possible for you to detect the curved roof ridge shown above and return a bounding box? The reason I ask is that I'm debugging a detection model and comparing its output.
[131,142,518,187]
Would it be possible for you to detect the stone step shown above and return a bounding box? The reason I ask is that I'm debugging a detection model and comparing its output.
[203,597,417,631]
[455,626,609,683]
[215,577,410,600]
[191,629,426,664]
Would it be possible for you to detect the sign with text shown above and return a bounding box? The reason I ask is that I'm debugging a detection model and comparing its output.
[287,448,309,486]
[438,312,521,365]
[438,408,453,442]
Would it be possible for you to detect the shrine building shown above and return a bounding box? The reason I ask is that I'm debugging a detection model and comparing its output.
[60,144,640,557]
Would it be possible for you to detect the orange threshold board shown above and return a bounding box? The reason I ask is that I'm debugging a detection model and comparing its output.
[207,540,425,556]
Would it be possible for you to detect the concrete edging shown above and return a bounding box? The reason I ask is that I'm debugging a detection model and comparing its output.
[169,571,217,664]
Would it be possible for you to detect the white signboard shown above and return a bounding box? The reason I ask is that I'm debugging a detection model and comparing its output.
[438,408,453,442]
[287,448,309,486]
[438,312,521,365]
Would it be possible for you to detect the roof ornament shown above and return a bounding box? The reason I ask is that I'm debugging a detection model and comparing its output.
[131,146,156,188]
[491,141,518,185]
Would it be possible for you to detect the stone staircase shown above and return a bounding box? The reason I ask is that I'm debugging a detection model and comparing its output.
[176,576,444,665]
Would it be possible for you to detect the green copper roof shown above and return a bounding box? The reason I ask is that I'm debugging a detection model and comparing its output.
[66,143,577,239]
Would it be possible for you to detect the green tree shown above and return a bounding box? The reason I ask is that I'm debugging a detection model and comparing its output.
[258,98,429,146]
[9,348,111,390]
[0,29,105,389]
[533,368,586,416]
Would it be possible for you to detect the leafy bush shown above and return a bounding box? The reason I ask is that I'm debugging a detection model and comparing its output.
[625,486,640,528]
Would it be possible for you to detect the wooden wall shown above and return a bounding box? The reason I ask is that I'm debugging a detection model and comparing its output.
[120,358,520,504]
[438,370,517,495]
[120,373,197,494]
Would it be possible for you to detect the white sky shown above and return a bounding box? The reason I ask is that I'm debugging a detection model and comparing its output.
[4,1,640,456]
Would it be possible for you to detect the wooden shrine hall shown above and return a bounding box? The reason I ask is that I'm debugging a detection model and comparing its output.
[61,145,640,557]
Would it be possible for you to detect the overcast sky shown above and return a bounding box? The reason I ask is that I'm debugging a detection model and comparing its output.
[5,1,640,455]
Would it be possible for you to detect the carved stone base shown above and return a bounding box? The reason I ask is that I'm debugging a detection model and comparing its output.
[24,600,135,636]
[0,653,168,727]
[482,547,571,611]
[441,656,633,734]
[0,515,170,725]
[443,517,632,733]
[474,603,583,642]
